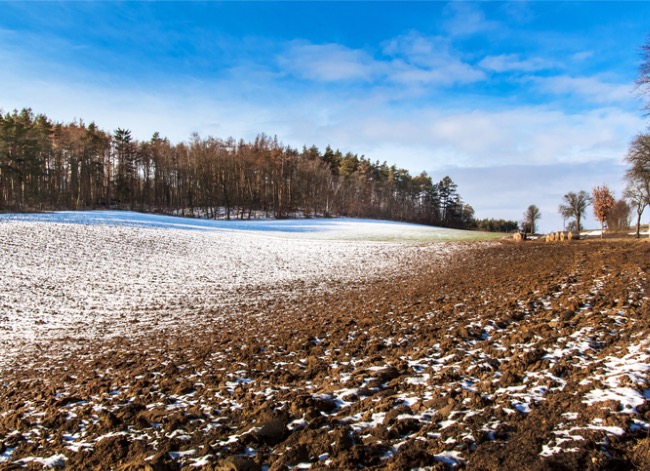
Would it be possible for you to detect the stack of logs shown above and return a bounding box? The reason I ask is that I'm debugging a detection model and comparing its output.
[512,231,580,242]
[545,231,579,242]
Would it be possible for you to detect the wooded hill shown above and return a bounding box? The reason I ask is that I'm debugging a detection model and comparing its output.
[0,108,505,229]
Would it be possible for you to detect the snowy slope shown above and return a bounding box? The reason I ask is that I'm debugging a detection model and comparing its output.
[1,210,495,241]
[0,211,475,368]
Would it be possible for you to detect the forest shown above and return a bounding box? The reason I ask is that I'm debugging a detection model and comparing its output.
[0,108,515,230]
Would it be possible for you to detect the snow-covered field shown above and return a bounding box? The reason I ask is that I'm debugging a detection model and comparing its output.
[0,210,496,241]
[0,211,479,369]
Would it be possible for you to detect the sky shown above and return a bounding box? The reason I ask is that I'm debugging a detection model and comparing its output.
[1,1,649,232]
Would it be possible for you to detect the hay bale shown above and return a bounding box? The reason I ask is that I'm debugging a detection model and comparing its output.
[560,231,565,241]
[513,232,522,241]
[567,231,573,241]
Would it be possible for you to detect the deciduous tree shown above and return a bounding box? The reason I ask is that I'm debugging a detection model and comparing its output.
[523,204,541,235]
[593,185,615,238]
[625,133,650,237]
[558,191,591,232]
[607,199,631,232]
[624,177,650,238]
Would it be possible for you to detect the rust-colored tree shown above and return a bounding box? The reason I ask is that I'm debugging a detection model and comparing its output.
[592,185,615,238]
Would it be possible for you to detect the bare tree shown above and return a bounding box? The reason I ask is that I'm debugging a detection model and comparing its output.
[636,35,650,113]
[593,185,615,238]
[558,191,592,232]
[624,177,650,238]
[625,133,650,237]
[607,199,631,232]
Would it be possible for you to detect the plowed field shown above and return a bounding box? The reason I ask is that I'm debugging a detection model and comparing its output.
[1,216,649,470]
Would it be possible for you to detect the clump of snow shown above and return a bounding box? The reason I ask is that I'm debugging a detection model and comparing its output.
[10,454,67,468]
[583,341,650,413]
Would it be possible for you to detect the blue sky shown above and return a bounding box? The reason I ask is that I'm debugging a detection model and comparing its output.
[2,1,649,232]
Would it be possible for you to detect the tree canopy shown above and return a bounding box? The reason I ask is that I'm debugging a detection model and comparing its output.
[593,185,615,238]
[558,191,591,232]
[620,38,650,236]
[0,107,479,229]
[523,204,541,234]
[607,199,631,232]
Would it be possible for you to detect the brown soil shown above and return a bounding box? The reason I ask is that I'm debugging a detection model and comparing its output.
[1,239,649,470]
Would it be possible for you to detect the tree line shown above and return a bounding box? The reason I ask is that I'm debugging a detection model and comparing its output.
[516,35,650,239]
[609,35,650,238]
[521,188,633,239]
[0,108,505,230]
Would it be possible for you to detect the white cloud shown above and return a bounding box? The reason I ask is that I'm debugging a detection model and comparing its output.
[479,53,555,73]
[572,51,594,62]
[382,32,485,85]
[443,107,638,165]
[500,1,535,23]
[387,58,484,86]
[278,34,485,87]
[383,33,455,68]
[442,2,501,37]
[279,42,376,82]
[330,105,642,171]
[532,75,634,104]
